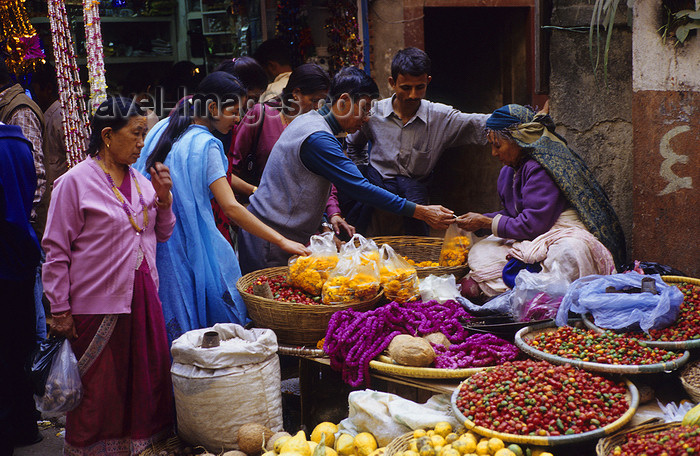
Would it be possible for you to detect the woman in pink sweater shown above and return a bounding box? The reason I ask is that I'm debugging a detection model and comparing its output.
[43,97,176,453]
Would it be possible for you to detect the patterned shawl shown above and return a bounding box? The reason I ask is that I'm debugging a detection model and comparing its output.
[485,104,626,266]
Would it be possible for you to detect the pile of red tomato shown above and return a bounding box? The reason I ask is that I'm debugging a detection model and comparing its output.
[614,424,700,455]
[527,326,682,365]
[455,359,629,437]
[246,275,321,305]
[636,282,700,341]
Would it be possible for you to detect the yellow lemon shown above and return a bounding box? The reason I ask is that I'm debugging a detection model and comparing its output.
[475,441,489,456]
[320,448,339,456]
[262,452,277,456]
[310,442,319,453]
[493,450,516,456]
[433,446,443,454]
[433,422,453,438]
[427,430,435,437]
[458,436,476,454]
[506,445,523,456]
[419,445,436,456]
[335,434,355,456]
[444,433,459,445]
[395,452,405,456]
[487,438,504,454]
[430,435,446,448]
[404,451,420,456]
[367,448,384,456]
[413,429,428,439]
[353,433,377,456]
[408,439,420,453]
[441,449,460,456]
[275,436,293,454]
[312,422,339,448]
[450,440,469,455]
[280,431,311,456]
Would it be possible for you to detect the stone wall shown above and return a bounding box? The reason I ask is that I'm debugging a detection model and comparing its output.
[549,0,635,263]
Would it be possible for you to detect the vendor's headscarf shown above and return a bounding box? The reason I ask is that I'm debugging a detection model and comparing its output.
[487,104,626,267]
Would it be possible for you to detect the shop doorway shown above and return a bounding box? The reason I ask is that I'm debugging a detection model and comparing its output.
[424,6,535,216]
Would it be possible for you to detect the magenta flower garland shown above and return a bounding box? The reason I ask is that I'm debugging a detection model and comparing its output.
[323,300,475,387]
[83,0,107,113]
[432,333,519,369]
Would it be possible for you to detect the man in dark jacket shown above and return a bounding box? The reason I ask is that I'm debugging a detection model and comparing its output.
[0,122,42,452]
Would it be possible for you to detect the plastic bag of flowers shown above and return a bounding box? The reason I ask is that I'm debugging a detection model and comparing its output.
[288,231,339,295]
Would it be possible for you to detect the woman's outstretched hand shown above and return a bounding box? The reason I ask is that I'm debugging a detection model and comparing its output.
[279,239,312,257]
[149,162,173,207]
[455,212,492,231]
[414,204,455,229]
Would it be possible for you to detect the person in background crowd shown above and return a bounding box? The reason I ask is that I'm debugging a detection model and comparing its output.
[254,37,294,102]
[210,56,270,245]
[160,60,203,109]
[0,121,42,453]
[457,104,624,300]
[238,66,455,274]
[121,67,160,129]
[43,97,176,453]
[0,57,46,237]
[135,72,309,343]
[232,63,354,239]
[346,47,490,236]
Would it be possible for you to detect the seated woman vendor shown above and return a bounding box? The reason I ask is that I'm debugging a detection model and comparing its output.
[456,104,626,299]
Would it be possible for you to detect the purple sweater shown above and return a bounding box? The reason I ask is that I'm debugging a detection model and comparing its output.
[485,158,568,240]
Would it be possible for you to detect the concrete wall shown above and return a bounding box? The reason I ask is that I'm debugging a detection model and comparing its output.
[549,0,634,262]
[367,0,405,98]
[631,0,700,277]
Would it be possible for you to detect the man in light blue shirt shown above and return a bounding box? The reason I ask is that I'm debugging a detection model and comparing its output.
[346,47,490,235]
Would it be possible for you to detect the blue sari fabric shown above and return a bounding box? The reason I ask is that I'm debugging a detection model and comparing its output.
[487,104,626,267]
[135,119,248,343]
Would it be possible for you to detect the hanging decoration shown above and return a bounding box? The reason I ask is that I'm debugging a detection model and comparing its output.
[48,0,90,167]
[0,0,45,76]
[275,0,304,67]
[325,0,363,73]
[83,0,107,113]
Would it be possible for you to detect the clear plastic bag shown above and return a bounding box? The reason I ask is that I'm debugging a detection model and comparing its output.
[419,274,461,304]
[555,272,684,332]
[510,270,570,322]
[439,225,473,267]
[378,244,420,303]
[341,234,380,269]
[288,231,339,295]
[34,338,83,416]
[322,250,381,305]
[29,336,63,397]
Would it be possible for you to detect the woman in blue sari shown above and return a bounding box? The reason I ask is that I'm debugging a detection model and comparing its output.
[135,72,309,342]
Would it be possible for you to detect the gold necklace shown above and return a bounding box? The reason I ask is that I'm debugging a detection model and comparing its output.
[94,157,149,233]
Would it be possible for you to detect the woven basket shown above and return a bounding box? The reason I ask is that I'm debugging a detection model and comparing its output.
[384,432,413,456]
[680,359,700,402]
[595,419,678,456]
[237,266,383,346]
[138,435,186,455]
[370,236,469,279]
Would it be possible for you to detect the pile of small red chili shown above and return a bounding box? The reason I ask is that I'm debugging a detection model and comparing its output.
[632,283,700,341]
[527,326,682,365]
[455,359,629,436]
[245,275,321,305]
[614,424,700,455]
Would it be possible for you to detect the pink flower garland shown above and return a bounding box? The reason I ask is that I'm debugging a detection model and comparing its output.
[323,300,474,387]
[432,333,519,369]
[47,0,90,167]
[83,0,107,113]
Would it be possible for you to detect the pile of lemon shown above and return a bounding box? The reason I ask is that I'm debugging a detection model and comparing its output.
[395,422,553,456]
[265,422,383,456]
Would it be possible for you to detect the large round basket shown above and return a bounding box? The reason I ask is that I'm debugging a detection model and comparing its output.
[582,275,700,350]
[384,432,413,456]
[680,359,700,403]
[237,266,383,346]
[595,419,680,456]
[369,355,485,379]
[450,377,639,447]
[370,236,469,279]
[515,321,690,374]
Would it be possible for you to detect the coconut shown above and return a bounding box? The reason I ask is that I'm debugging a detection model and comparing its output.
[238,423,274,455]
[388,334,435,367]
[223,451,249,456]
[422,332,451,348]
